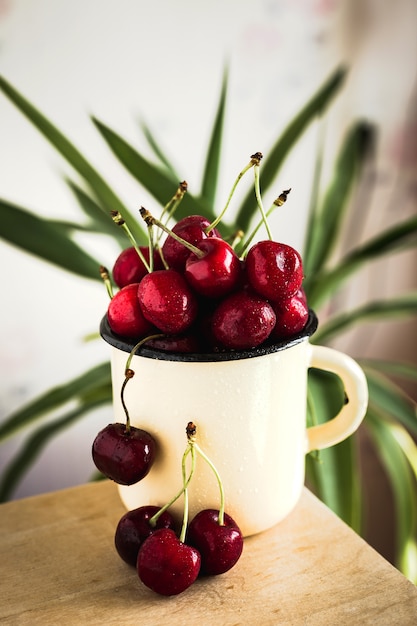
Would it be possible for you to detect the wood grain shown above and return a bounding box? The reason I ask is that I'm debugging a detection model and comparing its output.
[1,481,416,625]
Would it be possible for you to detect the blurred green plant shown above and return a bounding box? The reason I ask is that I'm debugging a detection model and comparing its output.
[0,69,416,581]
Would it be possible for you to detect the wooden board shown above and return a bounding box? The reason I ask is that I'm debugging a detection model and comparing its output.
[1,481,416,625]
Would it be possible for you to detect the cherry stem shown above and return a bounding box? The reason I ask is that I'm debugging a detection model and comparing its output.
[238,188,291,257]
[110,210,151,273]
[120,333,166,434]
[159,181,188,233]
[253,163,272,241]
[140,207,204,259]
[193,441,225,526]
[99,265,114,299]
[148,444,195,528]
[205,153,261,234]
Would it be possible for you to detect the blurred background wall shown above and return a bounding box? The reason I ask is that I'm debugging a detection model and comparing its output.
[0,0,416,520]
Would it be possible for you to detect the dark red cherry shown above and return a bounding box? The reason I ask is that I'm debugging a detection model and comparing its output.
[112,246,163,288]
[271,292,309,339]
[246,240,303,300]
[162,215,221,271]
[115,505,176,566]
[145,333,201,353]
[137,528,201,596]
[107,283,154,338]
[211,290,276,350]
[138,269,198,334]
[187,509,244,575]
[184,238,242,299]
[92,423,156,485]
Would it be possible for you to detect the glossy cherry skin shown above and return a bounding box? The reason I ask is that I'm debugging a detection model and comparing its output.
[187,509,244,575]
[211,290,276,350]
[246,240,303,301]
[114,505,176,566]
[112,246,163,288]
[137,528,201,596]
[271,292,309,339]
[145,333,201,353]
[184,238,242,299]
[162,215,221,271]
[138,269,198,334]
[92,423,156,485]
[107,283,154,338]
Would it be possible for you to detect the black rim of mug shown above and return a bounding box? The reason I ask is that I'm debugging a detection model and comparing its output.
[99,309,318,363]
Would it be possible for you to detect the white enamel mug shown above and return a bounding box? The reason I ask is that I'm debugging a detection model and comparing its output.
[100,311,368,537]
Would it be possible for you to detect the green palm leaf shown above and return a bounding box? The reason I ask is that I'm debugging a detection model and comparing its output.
[313,292,417,344]
[0,199,102,280]
[366,410,417,582]
[0,74,144,242]
[91,117,214,223]
[303,122,374,279]
[364,368,417,436]
[306,368,362,531]
[139,120,180,179]
[200,67,228,207]
[307,214,417,308]
[234,67,347,233]
[0,387,110,502]
[0,362,111,442]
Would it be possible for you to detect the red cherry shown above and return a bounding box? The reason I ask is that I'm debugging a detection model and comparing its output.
[211,290,276,350]
[187,509,243,575]
[145,333,201,353]
[137,528,201,596]
[112,246,163,288]
[246,240,303,300]
[138,269,198,334]
[162,215,221,271]
[271,292,309,339]
[184,238,242,299]
[92,423,156,485]
[107,283,154,338]
[114,505,176,566]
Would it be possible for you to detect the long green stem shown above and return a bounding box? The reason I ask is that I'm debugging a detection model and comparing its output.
[148,444,195,528]
[205,154,259,233]
[110,210,151,272]
[99,265,114,299]
[120,333,166,433]
[237,189,290,257]
[140,207,204,258]
[253,164,272,241]
[194,442,225,526]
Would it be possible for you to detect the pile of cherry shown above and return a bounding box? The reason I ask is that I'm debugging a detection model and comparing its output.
[106,207,308,353]
[93,421,244,596]
[93,153,310,596]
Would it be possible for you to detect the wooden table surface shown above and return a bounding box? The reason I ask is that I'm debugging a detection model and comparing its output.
[1,480,416,625]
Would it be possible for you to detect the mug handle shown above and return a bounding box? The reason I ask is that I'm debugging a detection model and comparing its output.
[306,345,368,453]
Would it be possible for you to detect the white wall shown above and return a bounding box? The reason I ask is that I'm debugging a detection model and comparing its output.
[0,0,416,499]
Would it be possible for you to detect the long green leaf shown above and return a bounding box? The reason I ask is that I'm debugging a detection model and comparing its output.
[0,199,102,280]
[360,358,417,382]
[234,67,347,233]
[200,67,228,208]
[0,389,110,502]
[65,179,126,244]
[140,120,179,179]
[363,368,417,436]
[307,214,417,308]
[0,362,111,442]
[0,75,146,241]
[313,292,417,344]
[303,122,374,278]
[91,117,214,223]
[306,368,362,531]
[366,410,417,582]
